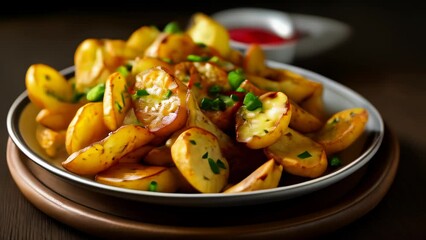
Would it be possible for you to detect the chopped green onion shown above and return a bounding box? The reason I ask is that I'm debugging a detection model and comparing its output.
[216,159,226,169]
[208,158,220,174]
[194,82,202,89]
[211,98,226,111]
[115,101,123,112]
[230,94,239,101]
[133,89,149,98]
[228,69,246,90]
[148,181,158,192]
[189,140,197,145]
[161,58,172,64]
[236,87,246,93]
[243,92,262,111]
[329,156,342,167]
[164,89,172,99]
[202,152,208,159]
[297,151,312,159]
[163,21,182,34]
[187,54,211,62]
[196,42,207,48]
[208,85,222,95]
[200,97,213,110]
[219,95,235,107]
[86,83,105,102]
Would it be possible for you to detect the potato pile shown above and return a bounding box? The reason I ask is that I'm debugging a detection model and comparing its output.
[26,13,368,194]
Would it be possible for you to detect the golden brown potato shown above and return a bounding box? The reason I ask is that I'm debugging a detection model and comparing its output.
[243,44,267,76]
[126,25,161,58]
[65,102,110,155]
[186,12,231,58]
[171,127,229,193]
[289,100,324,133]
[25,64,80,113]
[132,66,188,137]
[62,124,155,176]
[265,128,328,178]
[103,72,132,131]
[119,145,155,163]
[312,108,369,155]
[236,91,292,149]
[35,124,66,157]
[36,108,79,131]
[145,32,197,64]
[298,84,327,121]
[95,163,179,193]
[223,159,283,193]
[143,145,174,167]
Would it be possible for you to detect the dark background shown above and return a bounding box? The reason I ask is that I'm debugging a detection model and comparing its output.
[1,1,425,239]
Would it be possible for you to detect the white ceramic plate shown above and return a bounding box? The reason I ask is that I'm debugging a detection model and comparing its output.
[7,63,383,207]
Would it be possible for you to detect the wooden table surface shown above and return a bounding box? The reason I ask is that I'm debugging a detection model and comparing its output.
[1,1,425,239]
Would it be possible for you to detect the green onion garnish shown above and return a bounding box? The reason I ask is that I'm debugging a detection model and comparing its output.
[243,92,262,111]
[187,54,211,62]
[163,21,182,34]
[297,151,312,159]
[148,181,158,192]
[228,69,246,90]
[329,156,342,167]
[86,83,105,102]
[208,158,220,174]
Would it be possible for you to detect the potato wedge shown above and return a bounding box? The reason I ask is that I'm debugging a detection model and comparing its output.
[312,108,369,155]
[103,72,132,131]
[299,84,327,121]
[289,100,324,133]
[186,12,231,58]
[132,66,188,137]
[243,44,267,76]
[35,124,66,157]
[36,108,78,131]
[95,163,179,193]
[144,32,196,64]
[143,145,174,167]
[126,25,161,58]
[62,124,155,176]
[223,159,283,193]
[25,64,79,113]
[119,145,155,163]
[65,102,110,155]
[171,127,229,193]
[74,38,112,92]
[265,128,328,178]
[236,91,292,149]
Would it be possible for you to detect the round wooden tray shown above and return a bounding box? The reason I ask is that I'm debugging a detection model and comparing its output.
[7,124,399,239]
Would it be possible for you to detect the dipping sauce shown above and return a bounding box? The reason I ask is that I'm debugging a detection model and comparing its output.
[229,27,296,45]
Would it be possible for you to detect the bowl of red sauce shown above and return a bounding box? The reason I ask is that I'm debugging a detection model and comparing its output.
[212,8,297,63]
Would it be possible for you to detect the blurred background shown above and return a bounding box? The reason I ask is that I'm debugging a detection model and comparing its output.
[1,0,425,239]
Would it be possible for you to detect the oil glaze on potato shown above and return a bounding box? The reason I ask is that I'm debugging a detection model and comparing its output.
[171,127,229,193]
[62,124,155,176]
[265,128,328,178]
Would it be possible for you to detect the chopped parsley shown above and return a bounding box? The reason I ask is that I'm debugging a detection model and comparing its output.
[297,150,312,159]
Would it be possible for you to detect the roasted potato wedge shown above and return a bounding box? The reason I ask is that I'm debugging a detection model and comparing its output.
[224,159,283,193]
[103,72,132,131]
[35,124,66,157]
[132,66,187,137]
[74,38,112,92]
[95,163,179,192]
[65,102,110,155]
[312,108,369,155]
[126,25,161,58]
[265,128,328,178]
[62,124,155,175]
[289,100,324,133]
[36,108,78,131]
[187,12,231,58]
[143,145,174,167]
[236,91,292,149]
[243,44,267,76]
[25,64,80,113]
[299,83,327,121]
[171,127,229,193]
[145,32,196,64]
[119,145,155,163]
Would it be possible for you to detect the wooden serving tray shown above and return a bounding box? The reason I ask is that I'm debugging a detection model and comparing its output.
[6,124,399,239]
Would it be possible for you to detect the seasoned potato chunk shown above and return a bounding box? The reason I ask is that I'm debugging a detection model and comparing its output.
[312,108,369,155]
[224,159,283,193]
[62,124,154,175]
[35,124,66,157]
[171,127,229,193]
[132,66,187,137]
[95,163,179,193]
[265,128,328,178]
[236,91,292,149]
[36,108,78,131]
[103,72,132,131]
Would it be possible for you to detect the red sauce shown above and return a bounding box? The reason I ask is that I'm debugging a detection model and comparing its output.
[229,27,295,45]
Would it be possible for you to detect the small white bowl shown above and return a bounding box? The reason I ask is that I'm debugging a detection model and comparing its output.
[212,8,297,63]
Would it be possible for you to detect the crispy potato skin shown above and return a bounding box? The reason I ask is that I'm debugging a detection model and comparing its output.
[171,127,229,193]
[62,124,154,175]
[313,108,369,155]
[265,128,328,178]
[95,163,179,193]
[223,159,283,193]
